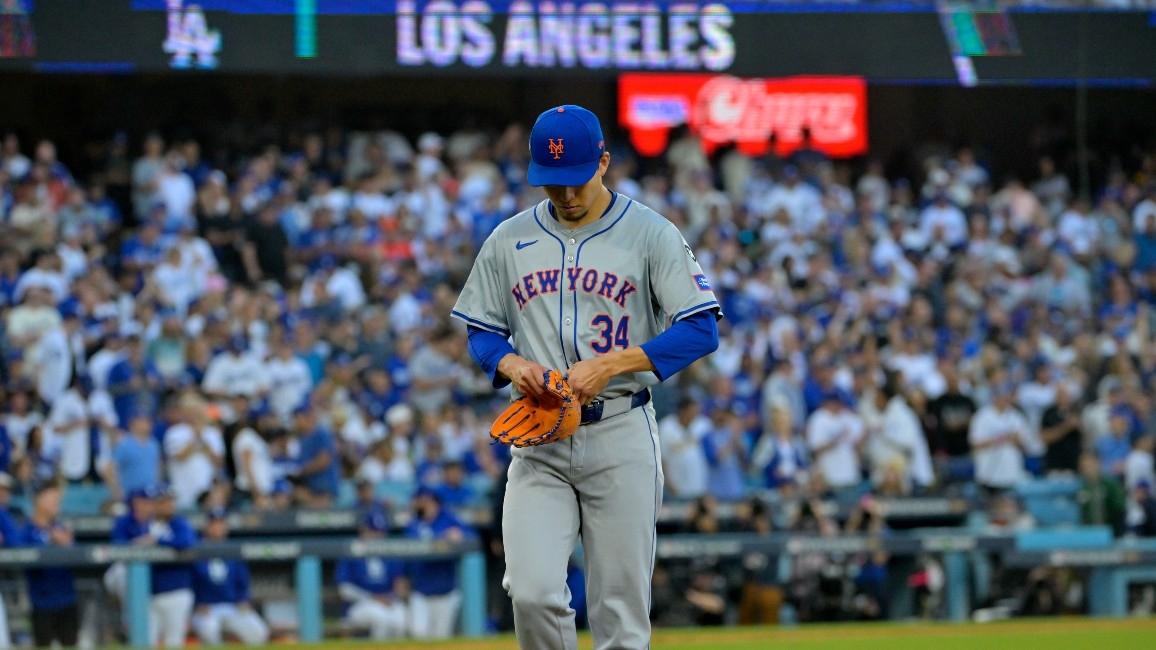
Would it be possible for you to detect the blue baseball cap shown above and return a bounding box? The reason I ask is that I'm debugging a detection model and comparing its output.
[126,487,152,503]
[527,105,605,187]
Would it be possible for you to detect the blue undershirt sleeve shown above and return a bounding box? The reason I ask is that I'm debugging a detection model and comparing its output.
[466,326,516,389]
[640,310,720,382]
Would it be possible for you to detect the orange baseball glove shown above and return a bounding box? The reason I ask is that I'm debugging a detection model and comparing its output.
[490,370,580,447]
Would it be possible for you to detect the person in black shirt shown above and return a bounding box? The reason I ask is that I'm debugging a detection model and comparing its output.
[200,188,247,283]
[1040,382,1082,474]
[243,204,289,286]
[925,368,977,464]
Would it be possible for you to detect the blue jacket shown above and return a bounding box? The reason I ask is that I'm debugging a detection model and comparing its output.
[0,507,19,548]
[192,558,251,606]
[404,510,473,596]
[112,514,197,594]
[299,428,339,497]
[336,556,404,616]
[19,521,77,610]
[336,556,404,599]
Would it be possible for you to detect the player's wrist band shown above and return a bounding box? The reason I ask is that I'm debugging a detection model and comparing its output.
[579,388,651,425]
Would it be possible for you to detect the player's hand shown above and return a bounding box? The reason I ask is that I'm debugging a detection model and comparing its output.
[498,354,550,400]
[567,356,615,405]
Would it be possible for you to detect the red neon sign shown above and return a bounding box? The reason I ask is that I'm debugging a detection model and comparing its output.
[618,73,868,158]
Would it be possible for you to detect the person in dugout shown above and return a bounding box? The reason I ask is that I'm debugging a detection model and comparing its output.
[404,486,476,639]
[336,510,413,640]
[110,484,197,648]
[191,507,271,645]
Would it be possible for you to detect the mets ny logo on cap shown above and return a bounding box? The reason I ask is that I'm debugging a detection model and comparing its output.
[548,138,564,160]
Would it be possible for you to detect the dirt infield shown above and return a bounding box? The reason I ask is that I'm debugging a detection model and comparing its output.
[307,617,1156,649]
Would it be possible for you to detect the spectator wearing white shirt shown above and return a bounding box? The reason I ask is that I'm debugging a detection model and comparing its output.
[1016,363,1058,441]
[157,152,196,231]
[970,377,1033,492]
[202,336,270,401]
[754,166,824,234]
[300,258,366,313]
[1125,435,1154,490]
[31,324,72,406]
[1057,198,1099,258]
[44,376,93,481]
[15,251,69,304]
[866,378,935,491]
[806,390,866,491]
[1131,184,1156,233]
[919,193,968,249]
[232,422,275,510]
[658,398,711,500]
[265,338,314,423]
[356,437,415,484]
[3,390,43,459]
[151,248,199,315]
[164,394,225,509]
[408,326,463,416]
[761,358,806,433]
[856,160,890,213]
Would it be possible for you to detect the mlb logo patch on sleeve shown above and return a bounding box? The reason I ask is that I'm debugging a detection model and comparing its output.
[694,274,712,291]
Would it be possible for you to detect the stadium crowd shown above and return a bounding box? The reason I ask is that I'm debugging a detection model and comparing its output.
[1,115,1156,639]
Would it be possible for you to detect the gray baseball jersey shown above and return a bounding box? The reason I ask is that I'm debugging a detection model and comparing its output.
[452,192,719,650]
[452,193,720,396]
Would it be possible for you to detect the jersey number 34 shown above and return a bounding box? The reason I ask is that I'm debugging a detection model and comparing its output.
[590,315,630,353]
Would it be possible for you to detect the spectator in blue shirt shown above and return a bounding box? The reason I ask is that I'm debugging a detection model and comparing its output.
[107,336,159,428]
[191,509,269,645]
[19,482,79,648]
[335,510,412,640]
[120,219,164,275]
[293,402,339,507]
[432,461,475,509]
[404,487,475,639]
[104,413,161,501]
[358,368,401,422]
[702,410,751,503]
[1097,409,1135,480]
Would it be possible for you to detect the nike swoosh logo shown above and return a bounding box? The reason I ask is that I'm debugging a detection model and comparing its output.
[515,240,538,250]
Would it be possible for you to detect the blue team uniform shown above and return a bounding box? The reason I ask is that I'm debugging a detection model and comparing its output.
[405,511,474,596]
[192,558,252,605]
[19,521,77,610]
[112,514,197,593]
[299,428,339,497]
[335,556,405,614]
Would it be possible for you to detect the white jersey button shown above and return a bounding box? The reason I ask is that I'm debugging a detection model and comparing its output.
[568,238,576,245]
[564,318,572,325]
[567,256,574,262]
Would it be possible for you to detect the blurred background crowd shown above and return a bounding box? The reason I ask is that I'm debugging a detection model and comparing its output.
[1,111,1156,635]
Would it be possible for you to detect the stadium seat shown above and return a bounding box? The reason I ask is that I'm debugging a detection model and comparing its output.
[374,480,416,508]
[61,484,111,516]
[1014,526,1113,551]
[1022,496,1080,527]
[1014,477,1081,498]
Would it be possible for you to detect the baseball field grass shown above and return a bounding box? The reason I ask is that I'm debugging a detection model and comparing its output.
[297,617,1156,649]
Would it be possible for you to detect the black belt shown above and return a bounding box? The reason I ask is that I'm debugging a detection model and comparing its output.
[580,388,651,425]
